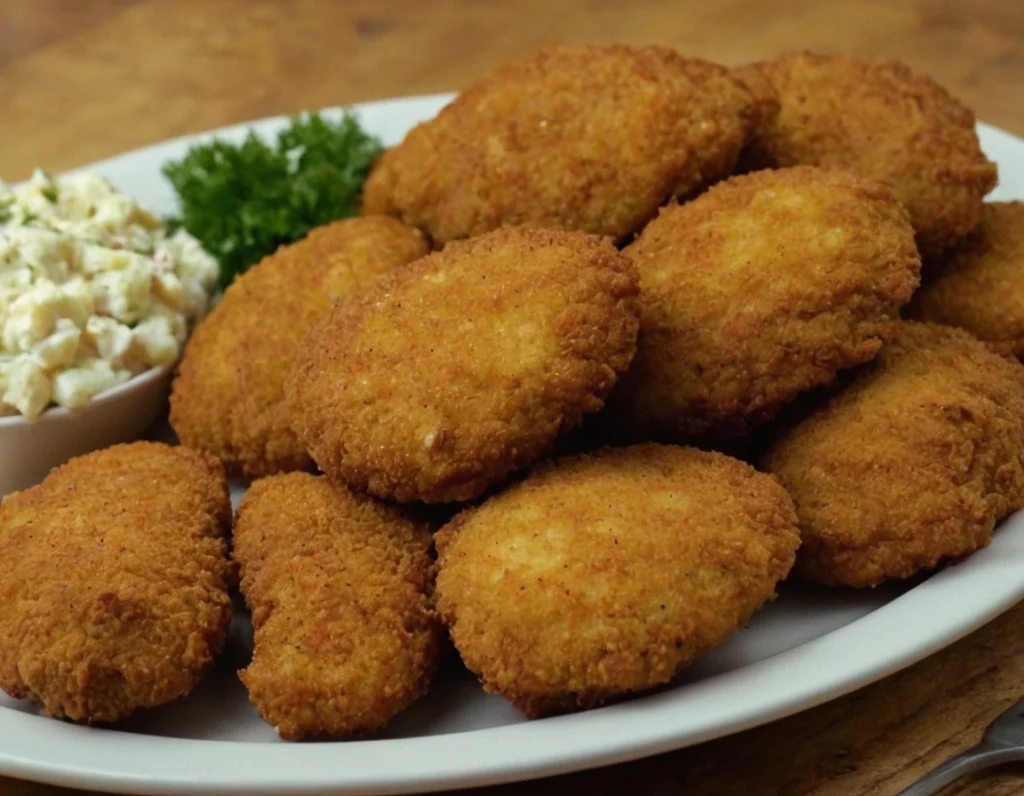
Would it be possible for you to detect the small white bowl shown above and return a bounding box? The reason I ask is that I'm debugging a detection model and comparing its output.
[0,363,174,497]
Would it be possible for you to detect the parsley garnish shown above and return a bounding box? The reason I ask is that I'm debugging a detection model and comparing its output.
[40,183,58,203]
[162,111,384,288]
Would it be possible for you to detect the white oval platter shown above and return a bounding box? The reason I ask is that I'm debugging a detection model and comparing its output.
[1,94,1023,795]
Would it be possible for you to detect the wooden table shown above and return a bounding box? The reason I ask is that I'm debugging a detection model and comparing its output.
[2,1,1023,794]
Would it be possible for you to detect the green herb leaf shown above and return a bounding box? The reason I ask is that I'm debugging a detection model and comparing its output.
[40,183,58,203]
[162,111,384,288]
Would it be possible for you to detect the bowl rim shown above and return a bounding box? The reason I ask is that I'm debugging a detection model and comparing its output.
[0,362,174,427]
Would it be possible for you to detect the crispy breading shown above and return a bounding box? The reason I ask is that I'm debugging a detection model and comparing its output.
[907,202,1024,354]
[735,51,997,256]
[362,44,757,244]
[603,166,920,443]
[233,472,440,739]
[435,444,799,718]
[0,442,233,723]
[762,322,1024,588]
[170,217,428,478]
[286,226,640,503]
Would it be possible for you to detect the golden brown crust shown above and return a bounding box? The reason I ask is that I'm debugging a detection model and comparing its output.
[233,472,440,739]
[604,166,920,442]
[435,444,799,717]
[362,44,757,243]
[169,217,428,478]
[0,442,233,723]
[736,51,998,256]
[732,62,781,138]
[907,202,1024,354]
[762,322,1024,587]
[286,226,640,503]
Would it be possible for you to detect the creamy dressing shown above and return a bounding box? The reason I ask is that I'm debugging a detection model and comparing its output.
[0,170,218,418]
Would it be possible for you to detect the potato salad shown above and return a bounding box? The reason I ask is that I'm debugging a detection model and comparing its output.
[0,170,218,419]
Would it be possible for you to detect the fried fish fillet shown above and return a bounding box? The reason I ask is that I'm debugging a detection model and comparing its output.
[170,217,428,478]
[233,472,440,739]
[363,44,757,243]
[435,444,800,717]
[286,226,640,503]
[762,322,1024,587]
[907,202,1024,355]
[603,166,920,443]
[0,442,233,723]
[736,51,997,256]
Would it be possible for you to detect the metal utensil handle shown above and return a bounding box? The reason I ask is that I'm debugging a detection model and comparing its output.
[898,743,1024,796]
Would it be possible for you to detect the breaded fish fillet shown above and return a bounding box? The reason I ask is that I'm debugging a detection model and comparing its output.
[604,166,920,443]
[762,322,1024,587]
[363,44,757,243]
[907,202,1024,355]
[736,51,997,256]
[286,226,640,503]
[170,217,428,478]
[435,444,800,717]
[233,473,440,739]
[0,442,233,723]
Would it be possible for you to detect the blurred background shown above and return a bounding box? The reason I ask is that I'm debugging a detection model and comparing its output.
[1,0,1021,179]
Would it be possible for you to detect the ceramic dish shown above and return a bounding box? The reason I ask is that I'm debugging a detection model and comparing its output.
[0,363,173,496]
[2,94,1023,795]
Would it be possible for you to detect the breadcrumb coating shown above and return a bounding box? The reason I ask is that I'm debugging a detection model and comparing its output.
[436,444,799,717]
[363,44,757,243]
[170,217,428,477]
[762,322,1024,587]
[287,226,640,503]
[736,51,997,256]
[604,166,920,442]
[907,202,1024,354]
[233,473,440,739]
[0,442,233,723]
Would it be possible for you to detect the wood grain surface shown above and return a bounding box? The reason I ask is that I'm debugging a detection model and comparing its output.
[2,1,1024,794]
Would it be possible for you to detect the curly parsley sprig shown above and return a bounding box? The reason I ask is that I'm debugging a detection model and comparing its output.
[162,111,384,288]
